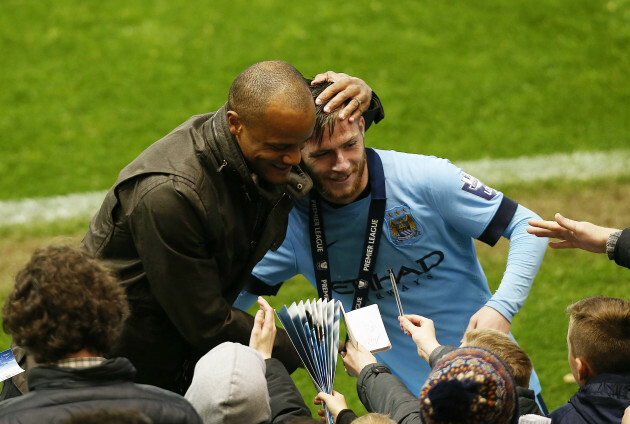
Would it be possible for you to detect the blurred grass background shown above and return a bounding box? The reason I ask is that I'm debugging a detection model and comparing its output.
[1,0,629,199]
[1,0,629,417]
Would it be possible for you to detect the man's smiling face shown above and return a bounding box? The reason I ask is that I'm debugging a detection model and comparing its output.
[229,100,316,185]
[301,116,368,205]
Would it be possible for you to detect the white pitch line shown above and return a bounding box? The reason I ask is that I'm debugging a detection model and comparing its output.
[1,149,629,228]
[0,191,107,227]
[457,149,630,185]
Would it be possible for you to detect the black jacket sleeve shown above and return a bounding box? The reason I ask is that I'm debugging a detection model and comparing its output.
[357,363,422,424]
[126,180,255,349]
[337,409,359,424]
[363,92,385,131]
[613,227,630,269]
[123,179,300,371]
[265,358,311,423]
[428,345,457,368]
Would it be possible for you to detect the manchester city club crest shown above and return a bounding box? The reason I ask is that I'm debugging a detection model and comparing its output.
[386,204,422,245]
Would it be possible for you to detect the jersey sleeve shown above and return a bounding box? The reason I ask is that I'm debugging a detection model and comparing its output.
[423,159,547,321]
[426,159,515,244]
[486,204,548,321]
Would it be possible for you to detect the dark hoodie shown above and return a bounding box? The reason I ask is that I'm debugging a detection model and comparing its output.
[614,227,630,269]
[550,373,630,424]
[0,357,202,424]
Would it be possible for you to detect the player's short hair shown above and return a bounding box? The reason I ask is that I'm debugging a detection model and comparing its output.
[228,60,312,126]
[2,245,129,363]
[463,328,533,387]
[353,413,396,424]
[567,296,630,375]
[307,81,356,145]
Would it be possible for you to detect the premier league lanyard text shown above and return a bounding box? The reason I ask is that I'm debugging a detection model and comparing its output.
[309,148,386,310]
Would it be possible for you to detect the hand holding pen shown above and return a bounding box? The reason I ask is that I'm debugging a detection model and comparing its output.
[398,314,442,363]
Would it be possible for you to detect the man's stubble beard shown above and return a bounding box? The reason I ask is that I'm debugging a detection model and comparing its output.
[305,150,367,205]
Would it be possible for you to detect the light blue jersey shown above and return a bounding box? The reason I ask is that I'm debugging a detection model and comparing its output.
[237,149,547,400]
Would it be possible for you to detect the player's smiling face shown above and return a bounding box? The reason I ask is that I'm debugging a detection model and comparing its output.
[301,117,368,205]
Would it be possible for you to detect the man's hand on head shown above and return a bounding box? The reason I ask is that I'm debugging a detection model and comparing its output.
[311,71,372,122]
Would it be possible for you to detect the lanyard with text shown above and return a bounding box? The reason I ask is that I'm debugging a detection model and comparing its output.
[309,148,386,310]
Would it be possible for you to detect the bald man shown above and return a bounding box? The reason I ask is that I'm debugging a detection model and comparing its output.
[76,61,381,393]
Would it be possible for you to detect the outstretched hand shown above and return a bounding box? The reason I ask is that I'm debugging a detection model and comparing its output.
[527,213,618,253]
[398,314,441,362]
[249,296,277,359]
[311,71,372,122]
[314,390,348,422]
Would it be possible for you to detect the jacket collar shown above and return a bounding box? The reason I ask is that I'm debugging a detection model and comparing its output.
[28,357,136,391]
[202,103,312,202]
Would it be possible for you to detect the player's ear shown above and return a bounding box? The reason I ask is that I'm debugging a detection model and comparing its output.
[227,111,243,136]
[575,357,595,384]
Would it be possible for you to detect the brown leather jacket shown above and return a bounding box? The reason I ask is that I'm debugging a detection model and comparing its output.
[81,103,310,392]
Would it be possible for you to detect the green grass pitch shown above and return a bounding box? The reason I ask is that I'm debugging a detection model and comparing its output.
[1,0,629,417]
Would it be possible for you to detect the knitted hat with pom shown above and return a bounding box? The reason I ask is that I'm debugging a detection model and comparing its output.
[419,347,518,424]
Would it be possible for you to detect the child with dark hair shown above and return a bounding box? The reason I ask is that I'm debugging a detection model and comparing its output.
[0,245,201,424]
[2,246,128,364]
[550,296,630,424]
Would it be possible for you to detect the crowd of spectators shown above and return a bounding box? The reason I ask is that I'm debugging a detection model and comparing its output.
[1,244,628,423]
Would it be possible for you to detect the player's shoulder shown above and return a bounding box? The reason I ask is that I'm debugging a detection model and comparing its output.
[374,148,455,170]
[373,149,461,185]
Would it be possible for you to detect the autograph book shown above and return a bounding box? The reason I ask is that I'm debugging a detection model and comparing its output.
[341,303,392,353]
[275,298,392,422]
[275,298,340,424]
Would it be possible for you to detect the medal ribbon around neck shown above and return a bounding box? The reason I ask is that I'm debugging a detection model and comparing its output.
[309,148,386,310]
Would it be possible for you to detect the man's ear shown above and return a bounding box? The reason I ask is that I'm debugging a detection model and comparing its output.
[575,357,595,384]
[227,111,243,136]
[358,116,366,136]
